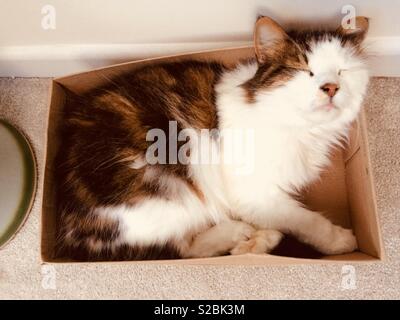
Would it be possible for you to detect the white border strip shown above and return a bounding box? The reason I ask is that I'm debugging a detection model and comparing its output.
[0,37,399,77]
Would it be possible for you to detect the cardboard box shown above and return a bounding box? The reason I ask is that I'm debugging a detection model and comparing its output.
[41,47,384,265]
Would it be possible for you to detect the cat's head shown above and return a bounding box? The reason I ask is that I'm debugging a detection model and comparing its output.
[245,16,370,124]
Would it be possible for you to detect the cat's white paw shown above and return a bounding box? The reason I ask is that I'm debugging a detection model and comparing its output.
[230,229,283,255]
[319,226,358,255]
[185,221,255,258]
[231,221,255,243]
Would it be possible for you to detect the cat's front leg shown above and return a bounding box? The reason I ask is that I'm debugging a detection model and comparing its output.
[277,203,358,255]
[244,199,358,255]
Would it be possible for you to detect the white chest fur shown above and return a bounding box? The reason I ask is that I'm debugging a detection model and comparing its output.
[215,61,362,217]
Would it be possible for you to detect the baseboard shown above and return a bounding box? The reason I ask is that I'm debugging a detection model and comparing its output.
[0,42,250,77]
[0,37,399,77]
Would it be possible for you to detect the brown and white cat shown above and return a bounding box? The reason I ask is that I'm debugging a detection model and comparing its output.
[56,16,370,261]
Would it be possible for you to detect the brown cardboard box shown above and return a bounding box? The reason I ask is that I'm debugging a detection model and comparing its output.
[41,47,384,265]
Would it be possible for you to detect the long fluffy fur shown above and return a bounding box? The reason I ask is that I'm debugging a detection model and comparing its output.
[56,17,370,261]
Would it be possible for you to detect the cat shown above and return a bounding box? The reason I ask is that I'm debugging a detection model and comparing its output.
[56,16,370,261]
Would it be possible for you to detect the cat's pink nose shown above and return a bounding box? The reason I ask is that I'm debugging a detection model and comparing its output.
[320,83,339,97]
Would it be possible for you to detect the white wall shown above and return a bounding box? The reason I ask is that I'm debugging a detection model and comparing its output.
[0,0,400,76]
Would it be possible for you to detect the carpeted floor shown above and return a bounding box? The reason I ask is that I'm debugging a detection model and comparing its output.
[0,77,399,299]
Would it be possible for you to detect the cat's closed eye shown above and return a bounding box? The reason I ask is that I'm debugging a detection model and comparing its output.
[286,65,314,77]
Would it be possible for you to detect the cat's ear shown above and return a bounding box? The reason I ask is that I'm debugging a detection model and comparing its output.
[254,16,288,64]
[337,16,369,45]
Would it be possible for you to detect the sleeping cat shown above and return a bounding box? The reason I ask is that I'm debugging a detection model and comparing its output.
[56,16,370,261]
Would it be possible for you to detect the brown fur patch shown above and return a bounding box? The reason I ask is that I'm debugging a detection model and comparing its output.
[56,60,224,261]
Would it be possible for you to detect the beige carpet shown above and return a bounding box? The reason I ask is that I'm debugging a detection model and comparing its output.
[0,77,399,299]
